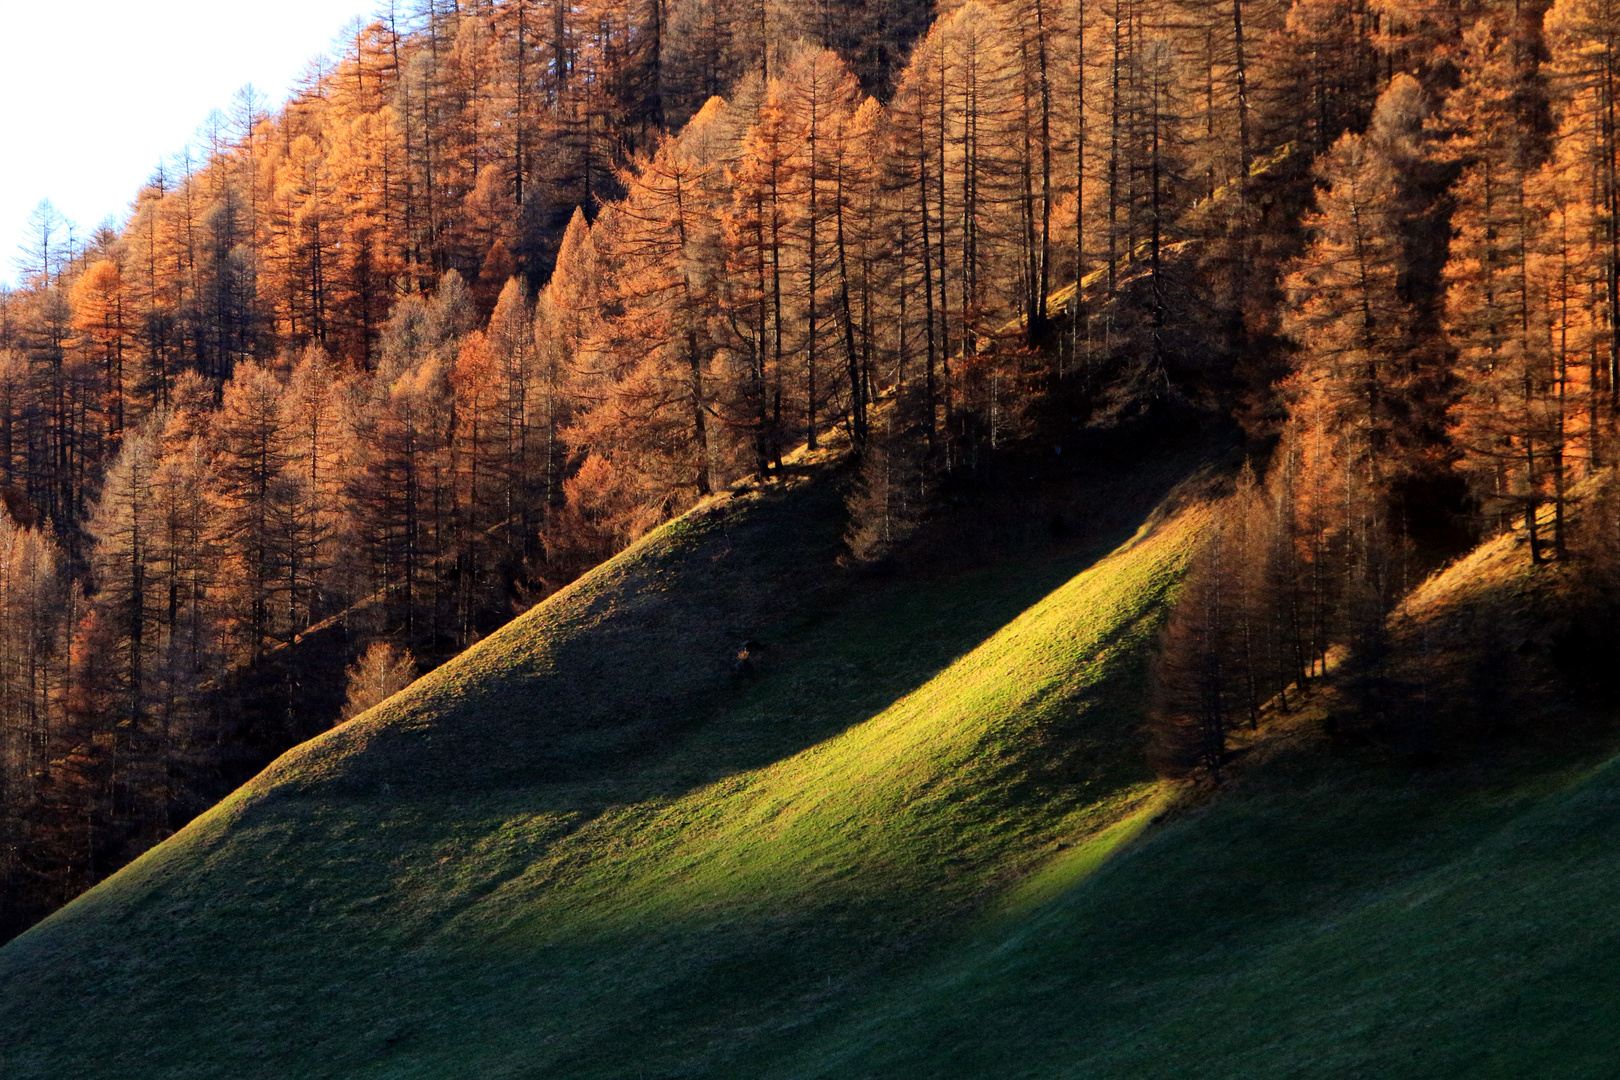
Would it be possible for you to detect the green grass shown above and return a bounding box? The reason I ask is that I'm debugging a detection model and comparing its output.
[776,732,1620,1080]
[0,454,1207,1079]
[9,453,1620,1079]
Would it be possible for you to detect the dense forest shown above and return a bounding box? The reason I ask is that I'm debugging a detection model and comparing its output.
[2,0,1618,939]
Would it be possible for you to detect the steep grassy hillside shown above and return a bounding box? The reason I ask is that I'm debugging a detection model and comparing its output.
[761,720,1620,1080]
[0,448,1210,1079]
[9,451,1620,1080]
[754,529,1620,1080]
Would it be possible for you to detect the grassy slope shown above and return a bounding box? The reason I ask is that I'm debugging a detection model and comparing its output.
[0,450,1207,1079]
[9,457,1620,1080]
[773,734,1620,1080]
[763,529,1620,1080]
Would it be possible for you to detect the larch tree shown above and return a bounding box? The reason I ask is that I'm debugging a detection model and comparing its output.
[1528,105,1608,491]
[1149,513,1239,779]
[347,350,456,641]
[83,428,165,752]
[279,345,347,627]
[889,20,951,443]
[146,436,223,752]
[1282,80,1423,502]
[449,329,507,637]
[572,105,727,507]
[211,361,298,660]
[782,47,863,450]
[1443,18,1565,563]
[1278,77,1435,662]
[1546,0,1620,426]
[0,508,66,867]
[70,260,131,442]
[485,277,543,563]
[339,640,418,722]
[534,208,600,517]
[725,74,801,468]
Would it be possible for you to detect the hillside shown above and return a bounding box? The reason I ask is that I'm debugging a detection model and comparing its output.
[6,445,1620,1079]
[7,0,1610,960]
[778,529,1620,1080]
[768,706,1620,1079]
[0,445,1212,1078]
[14,0,1620,1069]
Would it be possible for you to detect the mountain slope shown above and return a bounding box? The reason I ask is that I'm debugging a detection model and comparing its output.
[754,725,1620,1080]
[754,530,1620,1080]
[0,449,1210,1079]
[8,449,1620,1080]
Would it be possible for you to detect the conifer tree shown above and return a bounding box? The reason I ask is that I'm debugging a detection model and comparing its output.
[1527,117,1606,494]
[1547,0,1620,414]
[1443,20,1564,562]
[0,508,66,869]
[70,260,131,442]
[725,76,801,467]
[890,21,951,443]
[485,278,544,561]
[782,48,864,449]
[83,428,165,745]
[534,210,600,514]
[279,345,345,625]
[450,329,507,636]
[1281,86,1419,500]
[1149,516,1238,779]
[347,353,456,641]
[147,436,223,753]
[212,361,297,659]
[572,108,727,504]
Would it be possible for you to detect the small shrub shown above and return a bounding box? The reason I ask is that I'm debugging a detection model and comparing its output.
[339,642,418,723]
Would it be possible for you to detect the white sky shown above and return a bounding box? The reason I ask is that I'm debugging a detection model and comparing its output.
[0,0,379,288]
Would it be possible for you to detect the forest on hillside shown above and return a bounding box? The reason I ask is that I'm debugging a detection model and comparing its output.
[1,0,1617,940]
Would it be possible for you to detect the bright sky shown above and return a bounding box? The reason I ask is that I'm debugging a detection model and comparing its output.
[0,1,379,288]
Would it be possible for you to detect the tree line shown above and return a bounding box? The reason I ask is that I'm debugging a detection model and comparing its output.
[1152,0,1620,776]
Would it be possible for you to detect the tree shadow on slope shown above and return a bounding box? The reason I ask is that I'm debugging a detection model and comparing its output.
[0,435,1214,1080]
[187,434,1217,968]
[744,710,1620,1080]
[259,432,1216,814]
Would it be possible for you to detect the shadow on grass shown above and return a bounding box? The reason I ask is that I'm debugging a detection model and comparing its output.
[265,437,1211,813]
[0,438,1214,1080]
